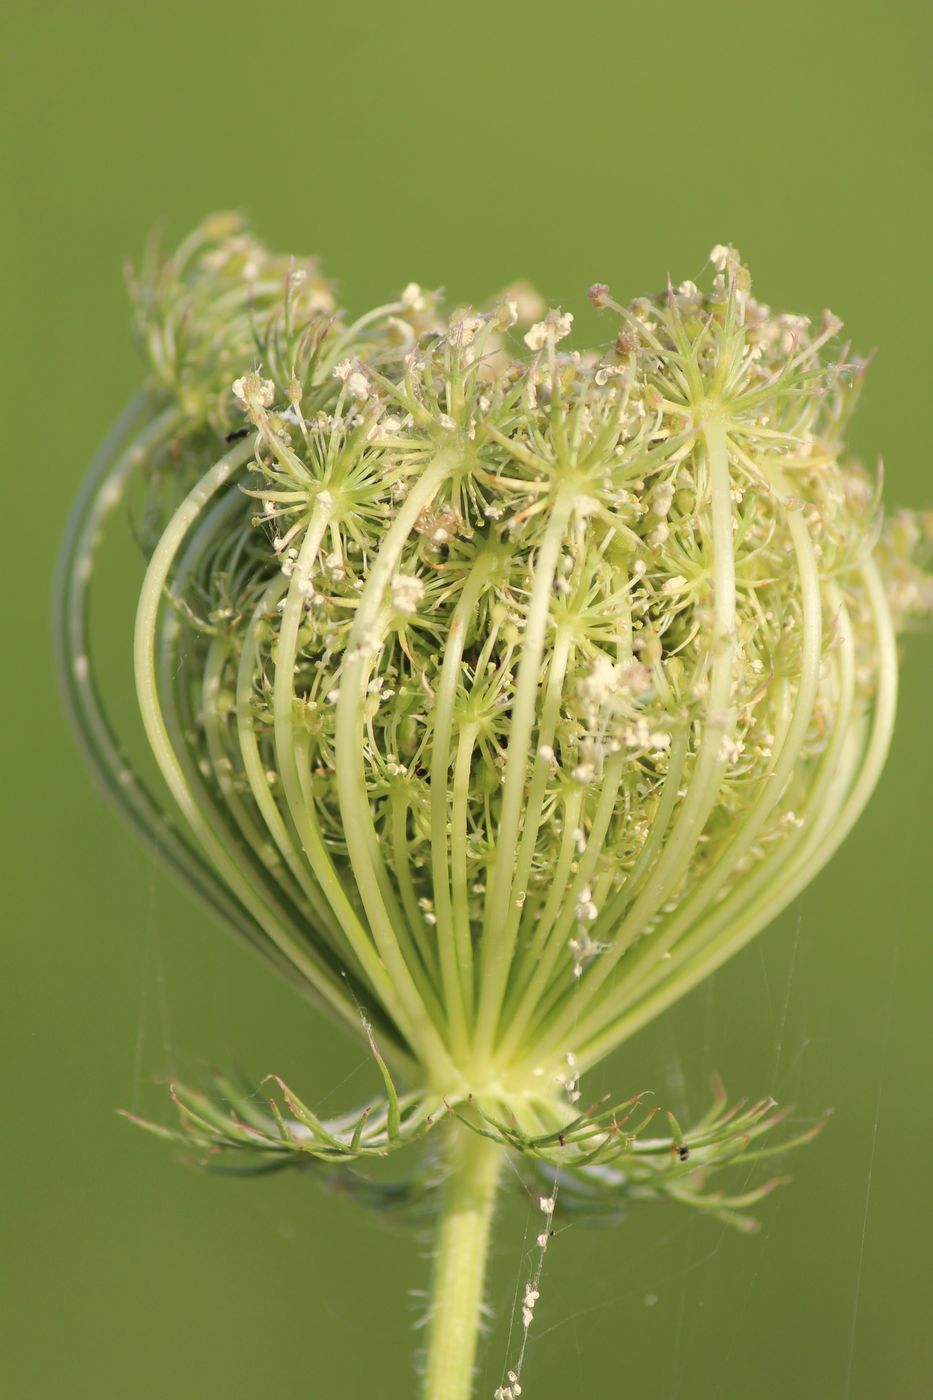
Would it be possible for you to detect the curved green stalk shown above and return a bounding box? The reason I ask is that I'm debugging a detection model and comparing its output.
[577,562,896,1068]
[505,628,573,932]
[607,581,856,999]
[234,579,330,905]
[564,465,825,1053]
[200,630,352,967]
[508,788,584,984]
[201,635,301,891]
[335,446,466,1082]
[475,486,574,1059]
[390,786,441,983]
[530,411,738,1060]
[156,490,350,974]
[429,552,500,1050]
[449,720,480,1023]
[133,437,366,1038]
[270,500,412,1023]
[498,752,625,1063]
[588,726,690,937]
[54,399,323,995]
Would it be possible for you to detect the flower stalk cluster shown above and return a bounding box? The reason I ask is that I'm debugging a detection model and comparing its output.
[57,217,929,1400]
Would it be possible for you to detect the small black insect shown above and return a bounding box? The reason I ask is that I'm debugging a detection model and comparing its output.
[677,1144,690,1162]
[225,427,250,443]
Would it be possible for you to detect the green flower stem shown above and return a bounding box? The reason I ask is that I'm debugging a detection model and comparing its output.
[423,1123,504,1400]
[500,749,626,1056]
[228,580,354,960]
[201,635,287,882]
[587,726,690,936]
[564,459,826,1056]
[529,410,739,1063]
[391,786,442,983]
[157,492,349,966]
[56,398,352,1007]
[506,788,583,984]
[505,627,573,930]
[133,438,365,1037]
[576,564,898,1070]
[235,578,325,902]
[335,445,466,1082]
[476,485,575,1060]
[430,550,500,1043]
[272,499,409,1020]
[621,596,856,1008]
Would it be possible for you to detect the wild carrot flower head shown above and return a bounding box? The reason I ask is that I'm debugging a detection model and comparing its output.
[60,217,929,1209]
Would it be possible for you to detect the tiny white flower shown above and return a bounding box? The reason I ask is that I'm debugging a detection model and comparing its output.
[401,282,427,312]
[524,309,574,352]
[579,654,620,709]
[232,372,275,409]
[450,313,485,345]
[390,573,425,615]
[719,735,745,764]
[622,718,651,750]
[574,886,598,923]
[710,243,740,273]
[346,371,369,401]
[594,363,625,386]
[652,480,676,518]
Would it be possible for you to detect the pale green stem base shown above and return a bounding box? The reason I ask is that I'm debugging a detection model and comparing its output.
[422,1124,504,1400]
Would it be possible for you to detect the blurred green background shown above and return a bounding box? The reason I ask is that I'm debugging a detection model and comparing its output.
[2,2,930,1396]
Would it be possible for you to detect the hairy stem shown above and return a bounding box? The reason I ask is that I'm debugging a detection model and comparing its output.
[423,1125,504,1400]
